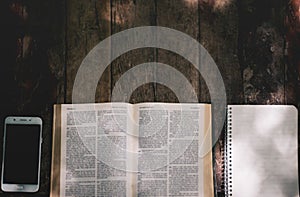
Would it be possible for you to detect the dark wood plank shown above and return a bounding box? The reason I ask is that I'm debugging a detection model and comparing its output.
[0,0,66,195]
[285,0,300,108]
[199,1,243,104]
[237,0,286,104]
[66,0,111,103]
[111,0,156,103]
[156,0,200,103]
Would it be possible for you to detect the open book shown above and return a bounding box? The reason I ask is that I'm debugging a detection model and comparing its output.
[51,103,299,197]
[50,103,214,197]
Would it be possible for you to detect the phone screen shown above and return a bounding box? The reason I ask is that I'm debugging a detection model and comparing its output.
[3,124,41,184]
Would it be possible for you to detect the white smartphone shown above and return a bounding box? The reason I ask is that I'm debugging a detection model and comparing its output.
[1,116,42,192]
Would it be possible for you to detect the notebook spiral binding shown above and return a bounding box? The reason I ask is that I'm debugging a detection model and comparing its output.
[225,107,233,196]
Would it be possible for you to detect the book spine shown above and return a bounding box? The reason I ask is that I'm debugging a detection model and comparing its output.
[225,106,233,196]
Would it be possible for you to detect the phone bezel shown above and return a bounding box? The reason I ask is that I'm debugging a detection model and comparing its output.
[1,116,42,193]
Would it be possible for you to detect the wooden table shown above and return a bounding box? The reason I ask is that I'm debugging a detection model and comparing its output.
[0,0,299,196]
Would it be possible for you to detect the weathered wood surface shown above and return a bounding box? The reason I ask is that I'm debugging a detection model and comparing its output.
[67,0,111,103]
[111,0,156,103]
[0,0,299,196]
[0,0,65,196]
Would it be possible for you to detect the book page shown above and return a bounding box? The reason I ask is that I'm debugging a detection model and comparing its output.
[134,103,213,196]
[228,105,299,197]
[51,102,213,197]
[58,103,137,197]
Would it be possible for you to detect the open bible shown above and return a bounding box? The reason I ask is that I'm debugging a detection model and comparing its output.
[50,103,214,197]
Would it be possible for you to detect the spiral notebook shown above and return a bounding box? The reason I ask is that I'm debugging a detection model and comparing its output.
[225,105,299,197]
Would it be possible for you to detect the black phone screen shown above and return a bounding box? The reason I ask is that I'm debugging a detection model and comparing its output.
[3,124,41,184]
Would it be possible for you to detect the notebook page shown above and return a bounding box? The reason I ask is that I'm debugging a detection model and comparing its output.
[228,105,299,197]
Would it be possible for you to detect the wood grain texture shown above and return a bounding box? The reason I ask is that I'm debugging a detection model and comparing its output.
[156,0,200,103]
[286,0,300,109]
[111,0,156,103]
[0,0,65,196]
[238,0,286,104]
[66,0,111,103]
[200,0,243,104]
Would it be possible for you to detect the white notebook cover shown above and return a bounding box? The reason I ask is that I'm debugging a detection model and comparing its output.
[227,105,299,197]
